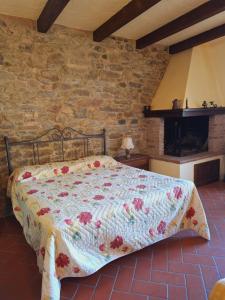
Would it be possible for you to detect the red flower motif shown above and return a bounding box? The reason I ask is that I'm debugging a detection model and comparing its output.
[93,160,101,168]
[46,179,55,183]
[186,207,195,219]
[123,203,129,213]
[136,184,146,189]
[14,206,21,212]
[173,187,183,199]
[157,221,167,234]
[73,181,82,185]
[139,174,147,178]
[110,236,123,249]
[93,195,104,201]
[22,171,32,179]
[55,253,70,268]
[58,192,69,197]
[78,212,92,225]
[99,244,105,252]
[61,166,69,174]
[103,182,112,187]
[37,207,51,216]
[149,228,155,237]
[64,219,73,225]
[73,267,80,273]
[95,220,102,228]
[27,189,38,195]
[132,198,143,211]
[40,247,45,258]
[193,220,198,226]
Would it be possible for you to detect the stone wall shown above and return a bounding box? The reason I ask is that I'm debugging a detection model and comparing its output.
[208,115,225,153]
[0,14,169,216]
[146,118,164,157]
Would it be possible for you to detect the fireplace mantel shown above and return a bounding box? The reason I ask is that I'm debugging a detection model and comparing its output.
[145,107,225,118]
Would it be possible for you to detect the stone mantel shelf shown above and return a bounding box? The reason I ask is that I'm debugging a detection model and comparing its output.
[145,107,225,118]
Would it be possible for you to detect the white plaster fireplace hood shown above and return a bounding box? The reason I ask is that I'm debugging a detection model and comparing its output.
[151,37,225,110]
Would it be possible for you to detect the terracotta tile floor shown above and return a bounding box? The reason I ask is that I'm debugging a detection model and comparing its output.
[0,182,224,300]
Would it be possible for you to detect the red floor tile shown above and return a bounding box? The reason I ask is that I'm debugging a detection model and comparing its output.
[0,182,224,300]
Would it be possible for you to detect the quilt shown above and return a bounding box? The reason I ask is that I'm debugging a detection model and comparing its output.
[8,155,210,300]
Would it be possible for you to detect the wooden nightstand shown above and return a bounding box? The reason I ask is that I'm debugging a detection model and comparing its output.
[114,154,149,171]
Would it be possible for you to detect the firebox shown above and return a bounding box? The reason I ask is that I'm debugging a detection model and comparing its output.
[164,116,209,157]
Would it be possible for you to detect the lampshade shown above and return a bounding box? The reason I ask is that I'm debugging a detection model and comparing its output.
[121,136,134,150]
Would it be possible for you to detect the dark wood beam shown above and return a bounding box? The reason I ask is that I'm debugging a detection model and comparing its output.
[93,0,161,42]
[37,0,71,33]
[169,23,225,54]
[136,0,225,49]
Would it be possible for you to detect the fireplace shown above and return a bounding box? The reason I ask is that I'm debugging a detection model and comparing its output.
[164,116,209,157]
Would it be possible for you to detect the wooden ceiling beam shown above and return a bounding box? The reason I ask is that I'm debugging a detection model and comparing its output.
[169,23,225,54]
[37,0,71,33]
[136,0,225,49]
[93,0,161,42]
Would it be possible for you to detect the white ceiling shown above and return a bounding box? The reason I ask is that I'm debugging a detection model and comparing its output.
[0,0,224,46]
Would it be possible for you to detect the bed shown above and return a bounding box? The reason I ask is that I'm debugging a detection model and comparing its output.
[5,127,210,300]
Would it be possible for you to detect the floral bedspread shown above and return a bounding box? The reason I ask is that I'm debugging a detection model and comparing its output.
[9,155,210,300]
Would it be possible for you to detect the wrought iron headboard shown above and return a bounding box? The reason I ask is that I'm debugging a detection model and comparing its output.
[4,127,106,175]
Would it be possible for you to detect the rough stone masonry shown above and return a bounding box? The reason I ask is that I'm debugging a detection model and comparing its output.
[0,14,169,216]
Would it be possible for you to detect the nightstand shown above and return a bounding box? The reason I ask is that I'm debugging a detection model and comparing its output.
[114,154,149,171]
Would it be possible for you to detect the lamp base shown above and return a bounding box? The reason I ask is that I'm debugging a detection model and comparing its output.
[125,149,131,159]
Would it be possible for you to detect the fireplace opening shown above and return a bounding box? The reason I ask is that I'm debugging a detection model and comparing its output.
[164,116,209,157]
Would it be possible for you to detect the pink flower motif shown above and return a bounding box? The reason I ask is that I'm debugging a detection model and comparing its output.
[40,247,45,258]
[93,160,101,168]
[53,169,58,175]
[73,181,82,185]
[78,212,92,225]
[139,174,147,178]
[47,196,53,200]
[22,171,32,179]
[103,182,112,187]
[123,203,130,213]
[85,172,92,175]
[173,187,183,199]
[136,184,146,189]
[73,267,80,273]
[149,228,155,237]
[61,166,69,174]
[157,221,167,234]
[55,253,70,268]
[145,207,150,215]
[166,192,171,200]
[95,220,102,228]
[193,220,198,226]
[37,207,51,216]
[93,195,104,201]
[27,189,38,195]
[14,206,21,212]
[46,179,55,183]
[110,236,123,249]
[186,207,195,219]
[64,219,73,225]
[99,244,105,252]
[58,192,69,197]
[132,198,143,211]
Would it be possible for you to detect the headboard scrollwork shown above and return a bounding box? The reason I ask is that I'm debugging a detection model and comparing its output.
[4,127,106,175]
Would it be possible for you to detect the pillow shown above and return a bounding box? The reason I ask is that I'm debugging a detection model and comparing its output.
[7,155,118,196]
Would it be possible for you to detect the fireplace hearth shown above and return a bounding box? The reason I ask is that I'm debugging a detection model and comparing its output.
[164,116,209,157]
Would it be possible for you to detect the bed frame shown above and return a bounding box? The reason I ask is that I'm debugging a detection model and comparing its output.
[4,127,106,175]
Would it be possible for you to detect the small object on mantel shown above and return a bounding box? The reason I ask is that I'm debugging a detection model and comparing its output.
[172,99,181,109]
[209,101,217,108]
[185,98,189,109]
[202,100,208,108]
[143,105,151,117]
[121,136,134,159]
